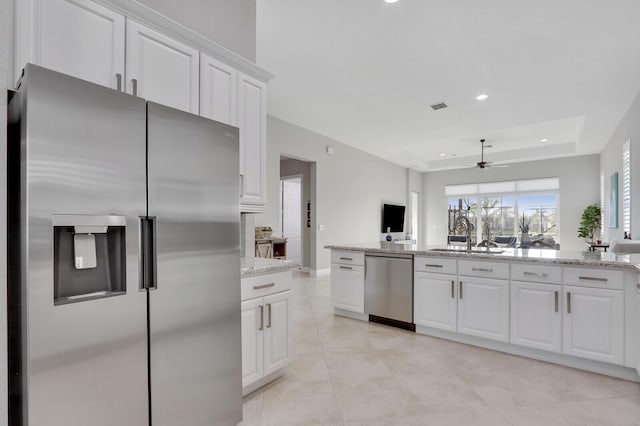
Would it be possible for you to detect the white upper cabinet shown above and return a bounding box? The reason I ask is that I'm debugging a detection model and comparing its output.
[237,72,267,209]
[200,54,237,126]
[126,20,199,114]
[16,0,125,89]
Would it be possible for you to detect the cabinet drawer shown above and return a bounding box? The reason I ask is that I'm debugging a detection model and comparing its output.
[242,271,292,301]
[331,250,365,266]
[563,267,624,290]
[459,260,509,279]
[414,256,457,274]
[511,263,562,284]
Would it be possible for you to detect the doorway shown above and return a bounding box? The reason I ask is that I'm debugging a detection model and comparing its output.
[280,175,302,264]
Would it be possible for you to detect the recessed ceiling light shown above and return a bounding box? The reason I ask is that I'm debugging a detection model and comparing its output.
[541,138,548,142]
[440,153,446,157]
[475,94,489,101]
[385,0,399,3]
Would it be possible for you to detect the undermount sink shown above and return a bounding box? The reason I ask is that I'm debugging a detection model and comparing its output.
[429,248,506,254]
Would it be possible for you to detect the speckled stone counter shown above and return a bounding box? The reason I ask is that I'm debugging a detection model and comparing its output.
[241,257,299,277]
[324,242,640,272]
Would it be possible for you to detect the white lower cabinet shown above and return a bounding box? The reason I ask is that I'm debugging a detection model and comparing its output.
[510,281,562,352]
[331,264,365,313]
[241,289,292,390]
[563,285,624,364]
[414,272,457,332]
[458,276,510,342]
[263,291,293,375]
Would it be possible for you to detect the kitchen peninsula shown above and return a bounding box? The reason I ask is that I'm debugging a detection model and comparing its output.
[325,242,640,381]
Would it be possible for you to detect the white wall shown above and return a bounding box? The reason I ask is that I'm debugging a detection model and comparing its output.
[256,116,407,272]
[422,155,600,251]
[600,91,640,242]
[280,158,312,269]
[136,0,256,61]
[1,0,9,421]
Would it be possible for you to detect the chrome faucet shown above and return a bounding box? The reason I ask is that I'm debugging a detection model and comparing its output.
[455,215,473,252]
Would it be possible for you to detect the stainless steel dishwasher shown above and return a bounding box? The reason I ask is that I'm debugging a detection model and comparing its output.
[364,253,415,331]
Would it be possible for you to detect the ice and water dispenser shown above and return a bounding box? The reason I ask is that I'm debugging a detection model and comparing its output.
[53,215,127,305]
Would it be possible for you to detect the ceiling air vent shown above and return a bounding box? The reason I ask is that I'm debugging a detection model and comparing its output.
[429,102,448,111]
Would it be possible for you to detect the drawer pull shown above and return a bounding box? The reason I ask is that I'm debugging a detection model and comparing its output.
[339,257,353,261]
[425,264,443,268]
[524,271,548,278]
[578,276,607,282]
[340,266,353,270]
[254,283,275,290]
[472,267,493,273]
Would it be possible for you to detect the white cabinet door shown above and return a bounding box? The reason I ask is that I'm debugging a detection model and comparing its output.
[200,53,237,126]
[510,281,561,352]
[241,298,264,388]
[126,20,199,113]
[18,0,125,89]
[263,290,292,376]
[458,277,510,342]
[563,285,624,364]
[414,272,457,332]
[637,289,640,376]
[331,264,365,313]
[238,72,267,208]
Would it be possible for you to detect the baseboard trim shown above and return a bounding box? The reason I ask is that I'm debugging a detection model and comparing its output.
[301,267,310,274]
[242,367,286,397]
[416,325,640,382]
[310,268,330,277]
[333,308,369,322]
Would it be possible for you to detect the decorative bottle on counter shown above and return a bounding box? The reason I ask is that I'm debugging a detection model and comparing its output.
[386,227,393,242]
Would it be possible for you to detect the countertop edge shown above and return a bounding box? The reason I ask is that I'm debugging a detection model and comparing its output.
[324,245,640,272]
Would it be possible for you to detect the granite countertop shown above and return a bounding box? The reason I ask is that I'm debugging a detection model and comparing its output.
[324,242,640,272]
[241,257,299,277]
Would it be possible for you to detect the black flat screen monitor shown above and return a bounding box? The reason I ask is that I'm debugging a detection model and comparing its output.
[381,204,405,233]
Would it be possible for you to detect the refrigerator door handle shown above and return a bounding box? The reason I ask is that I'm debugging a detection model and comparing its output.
[139,216,158,290]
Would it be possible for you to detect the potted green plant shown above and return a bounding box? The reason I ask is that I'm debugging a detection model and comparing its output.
[578,204,601,243]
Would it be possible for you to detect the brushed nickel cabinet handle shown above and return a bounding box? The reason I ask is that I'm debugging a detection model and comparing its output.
[240,174,244,197]
[116,73,122,91]
[459,281,463,299]
[472,267,493,273]
[554,291,559,312]
[339,257,353,261]
[451,280,455,298]
[131,78,138,96]
[254,283,275,290]
[267,303,272,328]
[567,292,571,314]
[425,264,443,268]
[524,271,548,278]
[259,305,264,331]
[578,276,607,282]
[339,266,353,270]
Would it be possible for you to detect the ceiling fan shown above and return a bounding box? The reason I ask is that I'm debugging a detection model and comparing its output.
[464,139,510,169]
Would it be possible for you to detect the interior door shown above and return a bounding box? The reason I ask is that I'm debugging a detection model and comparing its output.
[147,102,241,426]
[281,176,302,263]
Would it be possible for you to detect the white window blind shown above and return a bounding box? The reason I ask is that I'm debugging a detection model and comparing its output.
[445,178,559,196]
[622,140,631,234]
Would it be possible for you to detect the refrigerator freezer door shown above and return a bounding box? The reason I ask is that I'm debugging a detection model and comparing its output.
[9,64,148,425]
[147,102,242,426]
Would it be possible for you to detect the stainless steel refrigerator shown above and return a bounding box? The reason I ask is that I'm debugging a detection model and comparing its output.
[7,64,242,426]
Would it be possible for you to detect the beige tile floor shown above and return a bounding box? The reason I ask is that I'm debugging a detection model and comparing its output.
[240,272,640,426]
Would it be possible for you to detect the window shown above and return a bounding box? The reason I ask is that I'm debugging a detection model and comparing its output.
[445,178,560,246]
[622,140,631,234]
